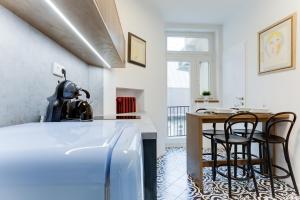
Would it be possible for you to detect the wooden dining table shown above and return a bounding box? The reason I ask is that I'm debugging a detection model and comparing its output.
[186,112,288,191]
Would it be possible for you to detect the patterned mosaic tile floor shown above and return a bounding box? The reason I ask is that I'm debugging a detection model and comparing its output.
[157,148,300,200]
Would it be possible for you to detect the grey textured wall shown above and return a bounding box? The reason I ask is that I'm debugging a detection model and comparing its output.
[0,6,103,127]
[88,66,103,116]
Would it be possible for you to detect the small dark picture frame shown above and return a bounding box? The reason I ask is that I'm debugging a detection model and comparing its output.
[128,32,146,67]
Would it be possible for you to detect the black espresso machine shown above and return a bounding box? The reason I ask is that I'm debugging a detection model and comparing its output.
[45,72,93,122]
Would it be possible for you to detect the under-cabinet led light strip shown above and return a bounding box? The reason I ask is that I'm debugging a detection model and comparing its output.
[44,0,112,68]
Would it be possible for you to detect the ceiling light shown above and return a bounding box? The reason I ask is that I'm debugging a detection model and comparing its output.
[44,0,112,68]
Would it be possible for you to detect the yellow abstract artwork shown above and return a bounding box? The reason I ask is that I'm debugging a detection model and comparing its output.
[258,14,296,74]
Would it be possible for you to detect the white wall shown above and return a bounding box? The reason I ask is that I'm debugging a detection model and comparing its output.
[223,0,300,187]
[103,0,167,156]
[0,6,104,126]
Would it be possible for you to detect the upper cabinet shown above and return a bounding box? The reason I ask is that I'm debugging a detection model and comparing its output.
[0,0,126,68]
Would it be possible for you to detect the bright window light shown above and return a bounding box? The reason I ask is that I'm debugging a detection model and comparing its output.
[167,36,209,52]
[167,61,190,88]
[44,0,111,68]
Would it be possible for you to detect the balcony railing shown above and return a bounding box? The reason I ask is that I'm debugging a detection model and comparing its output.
[168,106,190,137]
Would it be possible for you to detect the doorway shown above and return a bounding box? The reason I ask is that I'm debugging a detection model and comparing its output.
[167,61,191,137]
[223,42,246,108]
[166,33,217,140]
[167,57,213,137]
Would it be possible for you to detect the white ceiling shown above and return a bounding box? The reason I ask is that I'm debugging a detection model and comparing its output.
[145,0,246,24]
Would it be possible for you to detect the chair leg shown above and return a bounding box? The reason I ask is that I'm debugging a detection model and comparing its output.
[211,136,214,161]
[258,142,263,173]
[263,143,268,175]
[266,143,275,198]
[242,128,247,176]
[242,144,246,176]
[234,144,238,178]
[226,143,232,198]
[283,143,299,195]
[248,144,259,197]
[213,141,217,181]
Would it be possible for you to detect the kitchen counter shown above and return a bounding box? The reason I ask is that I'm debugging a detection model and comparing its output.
[95,112,157,200]
[0,116,157,200]
[98,112,157,140]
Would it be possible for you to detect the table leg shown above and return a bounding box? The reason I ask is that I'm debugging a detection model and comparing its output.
[186,114,203,191]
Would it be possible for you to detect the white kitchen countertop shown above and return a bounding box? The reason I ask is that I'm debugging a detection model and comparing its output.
[97,112,157,140]
[0,118,148,200]
[0,120,130,183]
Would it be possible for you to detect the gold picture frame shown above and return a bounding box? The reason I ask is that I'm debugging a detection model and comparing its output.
[258,13,297,74]
[128,32,146,67]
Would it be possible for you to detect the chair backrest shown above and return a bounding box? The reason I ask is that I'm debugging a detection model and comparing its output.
[196,108,207,112]
[265,112,296,143]
[224,112,258,141]
[196,108,218,130]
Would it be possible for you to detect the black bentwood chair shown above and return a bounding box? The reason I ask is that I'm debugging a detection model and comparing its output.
[196,108,224,162]
[233,122,264,177]
[253,112,299,198]
[212,112,259,198]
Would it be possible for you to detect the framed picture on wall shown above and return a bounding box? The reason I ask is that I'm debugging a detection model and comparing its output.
[128,32,146,67]
[258,13,297,74]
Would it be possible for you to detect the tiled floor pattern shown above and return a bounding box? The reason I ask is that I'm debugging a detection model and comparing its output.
[157,148,300,200]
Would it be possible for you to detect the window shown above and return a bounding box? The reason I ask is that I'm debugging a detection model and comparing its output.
[166,31,218,101]
[167,61,190,88]
[167,37,209,52]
